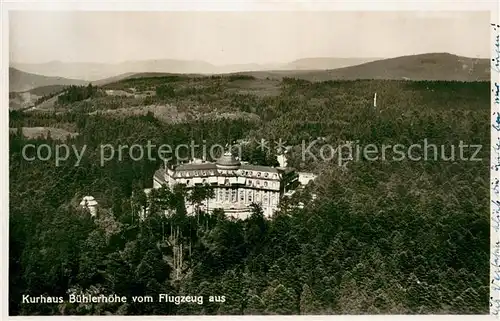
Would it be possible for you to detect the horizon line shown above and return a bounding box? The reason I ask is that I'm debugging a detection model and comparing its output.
[9,52,490,66]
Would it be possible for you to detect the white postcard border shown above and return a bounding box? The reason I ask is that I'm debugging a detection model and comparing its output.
[1,1,498,320]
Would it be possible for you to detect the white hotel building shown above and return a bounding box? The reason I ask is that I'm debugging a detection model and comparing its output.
[152,152,300,218]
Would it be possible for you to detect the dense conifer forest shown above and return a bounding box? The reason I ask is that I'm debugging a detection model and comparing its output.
[9,76,490,315]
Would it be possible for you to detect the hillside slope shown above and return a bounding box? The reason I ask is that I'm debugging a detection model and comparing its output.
[11,57,379,81]
[275,53,490,82]
[232,53,488,82]
[14,53,489,96]
[9,67,87,92]
[283,57,379,70]
[11,60,217,81]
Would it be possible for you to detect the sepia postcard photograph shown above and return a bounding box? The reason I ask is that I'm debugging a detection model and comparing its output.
[3,1,500,317]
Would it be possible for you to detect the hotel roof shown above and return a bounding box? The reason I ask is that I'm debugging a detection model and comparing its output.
[240,164,279,173]
[174,162,280,172]
[175,163,217,171]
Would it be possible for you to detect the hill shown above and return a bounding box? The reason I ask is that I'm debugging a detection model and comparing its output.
[11,61,112,82]
[16,53,485,84]
[244,53,489,82]
[95,53,488,83]
[92,72,136,86]
[11,60,218,81]
[13,52,489,103]
[27,84,68,96]
[11,57,380,81]
[283,57,379,70]
[9,67,87,92]
[313,53,490,81]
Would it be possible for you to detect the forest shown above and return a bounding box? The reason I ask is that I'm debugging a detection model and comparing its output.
[9,76,490,315]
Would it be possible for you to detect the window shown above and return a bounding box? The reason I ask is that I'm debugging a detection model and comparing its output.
[202,179,206,184]
[231,189,237,202]
[225,190,230,202]
[248,180,252,186]
[186,180,190,185]
[257,172,261,177]
[264,181,268,187]
[248,191,253,203]
[202,171,206,176]
[194,171,199,176]
[240,191,245,201]
[219,189,224,201]
[264,172,269,178]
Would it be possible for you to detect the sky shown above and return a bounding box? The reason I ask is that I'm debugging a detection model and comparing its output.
[9,11,490,65]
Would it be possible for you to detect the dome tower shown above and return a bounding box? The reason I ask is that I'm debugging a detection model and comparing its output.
[216,151,241,170]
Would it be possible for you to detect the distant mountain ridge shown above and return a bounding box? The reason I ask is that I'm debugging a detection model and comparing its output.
[304,53,490,81]
[9,67,87,92]
[11,57,380,81]
[236,53,490,82]
[9,53,489,93]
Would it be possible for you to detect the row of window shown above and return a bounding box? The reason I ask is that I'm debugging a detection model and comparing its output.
[181,178,279,189]
[175,169,278,179]
[177,170,214,177]
[216,188,278,205]
[247,179,279,189]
